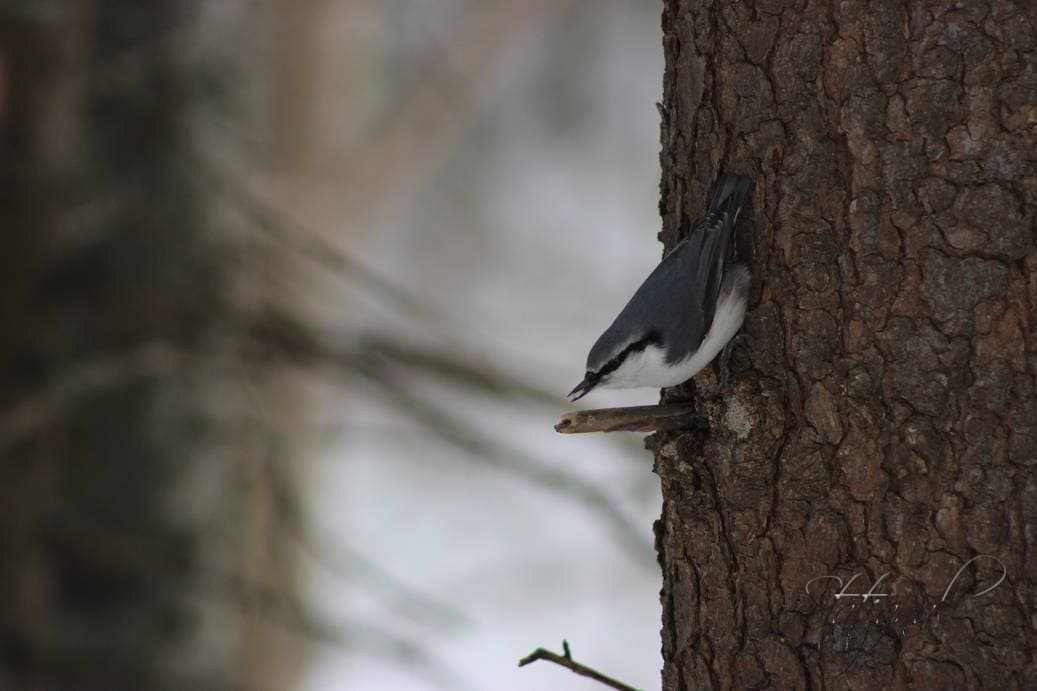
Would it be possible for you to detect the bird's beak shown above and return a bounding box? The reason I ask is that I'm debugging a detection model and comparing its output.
[567,376,595,402]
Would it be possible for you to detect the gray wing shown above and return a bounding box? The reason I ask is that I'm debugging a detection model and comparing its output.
[587,174,751,370]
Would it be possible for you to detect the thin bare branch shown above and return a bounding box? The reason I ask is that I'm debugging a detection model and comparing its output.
[519,640,641,691]
[358,369,655,568]
[0,343,181,455]
[192,154,451,327]
[359,333,561,406]
[242,309,656,569]
[555,404,704,434]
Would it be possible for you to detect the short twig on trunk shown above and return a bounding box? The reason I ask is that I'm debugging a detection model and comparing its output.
[555,403,702,434]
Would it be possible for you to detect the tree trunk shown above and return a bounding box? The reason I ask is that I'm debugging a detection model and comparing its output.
[0,4,303,689]
[0,4,219,688]
[654,1,1035,688]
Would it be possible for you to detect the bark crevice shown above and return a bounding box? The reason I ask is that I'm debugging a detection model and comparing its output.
[656,0,1036,688]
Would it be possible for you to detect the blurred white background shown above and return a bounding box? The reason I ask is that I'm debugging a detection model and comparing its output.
[236,1,666,688]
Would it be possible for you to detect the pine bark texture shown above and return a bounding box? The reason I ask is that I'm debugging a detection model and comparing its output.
[654,1,1036,689]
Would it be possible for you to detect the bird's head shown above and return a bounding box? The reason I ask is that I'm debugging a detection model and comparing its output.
[566,369,601,402]
[568,331,662,402]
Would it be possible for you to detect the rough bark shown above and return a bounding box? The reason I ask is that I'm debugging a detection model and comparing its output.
[654,1,1036,688]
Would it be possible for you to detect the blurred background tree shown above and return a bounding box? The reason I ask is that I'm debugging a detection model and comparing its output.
[0,1,303,689]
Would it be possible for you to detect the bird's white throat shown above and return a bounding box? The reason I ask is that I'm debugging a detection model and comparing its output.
[600,283,748,390]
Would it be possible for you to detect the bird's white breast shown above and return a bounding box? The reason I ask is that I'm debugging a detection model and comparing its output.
[601,282,748,390]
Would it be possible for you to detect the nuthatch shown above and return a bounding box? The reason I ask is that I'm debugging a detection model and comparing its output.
[568,174,753,401]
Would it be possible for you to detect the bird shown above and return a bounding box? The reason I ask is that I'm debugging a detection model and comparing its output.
[568,173,753,402]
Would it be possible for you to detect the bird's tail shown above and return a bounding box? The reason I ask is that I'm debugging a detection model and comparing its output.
[697,174,753,304]
[707,174,753,223]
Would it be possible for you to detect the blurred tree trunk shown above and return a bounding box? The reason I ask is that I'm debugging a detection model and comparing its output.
[654,1,1035,688]
[0,3,301,690]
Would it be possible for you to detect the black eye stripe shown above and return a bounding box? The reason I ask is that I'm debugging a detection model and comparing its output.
[596,331,661,378]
